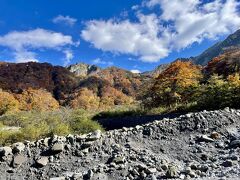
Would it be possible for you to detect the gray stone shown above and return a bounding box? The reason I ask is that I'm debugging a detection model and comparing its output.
[145,168,157,174]
[222,160,233,167]
[113,156,126,164]
[51,143,64,153]
[86,130,102,141]
[13,155,26,168]
[66,134,75,145]
[229,140,240,148]
[36,157,48,167]
[199,135,214,142]
[12,142,25,153]
[50,177,65,180]
[0,146,12,157]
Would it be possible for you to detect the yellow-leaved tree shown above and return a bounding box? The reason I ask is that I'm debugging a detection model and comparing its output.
[0,90,19,115]
[141,61,202,109]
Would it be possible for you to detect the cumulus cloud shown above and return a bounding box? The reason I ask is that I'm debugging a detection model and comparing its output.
[131,69,141,73]
[81,0,240,62]
[0,28,75,62]
[92,58,113,66]
[81,14,170,62]
[63,49,74,66]
[53,15,77,26]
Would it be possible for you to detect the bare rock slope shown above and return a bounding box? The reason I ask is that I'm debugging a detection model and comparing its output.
[1,108,240,179]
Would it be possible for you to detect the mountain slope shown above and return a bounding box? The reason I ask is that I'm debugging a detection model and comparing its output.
[0,62,146,110]
[0,62,78,103]
[204,48,240,77]
[192,29,240,65]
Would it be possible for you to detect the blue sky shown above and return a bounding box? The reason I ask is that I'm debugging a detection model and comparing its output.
[0,0,240,72]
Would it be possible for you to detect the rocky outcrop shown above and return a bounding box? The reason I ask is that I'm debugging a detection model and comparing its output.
[1,108,240,179]
[67,63,101,77]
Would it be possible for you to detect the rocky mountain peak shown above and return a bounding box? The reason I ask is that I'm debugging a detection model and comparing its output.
[67,63,101,77]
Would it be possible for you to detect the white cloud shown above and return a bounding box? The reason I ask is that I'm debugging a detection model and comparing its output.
[63,49,74,66]
[0,28,75,63]
[131,69,141,73]
[92,58,113,66]
[82,0,240,62]
[53,15,77,26]
[14,51,38,63]
[81,13,170,62]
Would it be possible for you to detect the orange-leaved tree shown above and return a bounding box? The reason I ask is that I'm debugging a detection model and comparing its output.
[0,90,19,115]
[141,61,202,109]
[15,88,59,111]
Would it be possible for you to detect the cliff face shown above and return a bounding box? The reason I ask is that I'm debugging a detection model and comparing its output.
[67,63,101,77]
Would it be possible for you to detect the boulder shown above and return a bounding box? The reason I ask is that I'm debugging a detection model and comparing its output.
[12,155,26,168]
[229,140,240,148]
[0,146,12,157]
[86,130,102,141]
[198,135,214,143]
[50,177,65,180]
[51,143,64,154]
[12,142,25,154]
[36,157,49,167]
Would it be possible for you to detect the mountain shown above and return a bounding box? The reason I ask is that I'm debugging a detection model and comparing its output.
[68,66,145,109]
[192,29,240,65]
[0,62,145,110]
[204,47,240,77]
[143,58,190,77]
[0,62,78,104]
[142,64,169,77]
[67,63,101,77]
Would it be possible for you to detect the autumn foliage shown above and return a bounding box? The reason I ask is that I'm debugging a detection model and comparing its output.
[0,88,59,115]
[141,61,202,108]
[0,90,19,115]
[141,52,240,112]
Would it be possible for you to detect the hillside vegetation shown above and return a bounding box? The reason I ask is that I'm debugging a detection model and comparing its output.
[1,47,240,145]
[141,48,240,113]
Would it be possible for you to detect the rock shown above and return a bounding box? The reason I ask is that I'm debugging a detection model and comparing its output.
[166,165,178,178]
[0,146,12,157]
[198,135,214,142]
[81,142,93,149]
[229,140,240,148]
[86,130,101,141]
[92,173,108,180]
[51,143,64,153]
[150,174,157,180]
[221,160,233,167]
[36,157,48,167]
[12,142,25,153]
[12,155,26,168]
[50,177,65,180]
[72,173,83,180]
[66,134,75,145]
[113,156,126,164]
[6,169,14,173]
[76,134,87,142]
[199,165,209,172]
[86,169,94,179]
[201,153,209,161]
[145,168,157,174]
[210,132,221,139]
[137,163,148,170]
